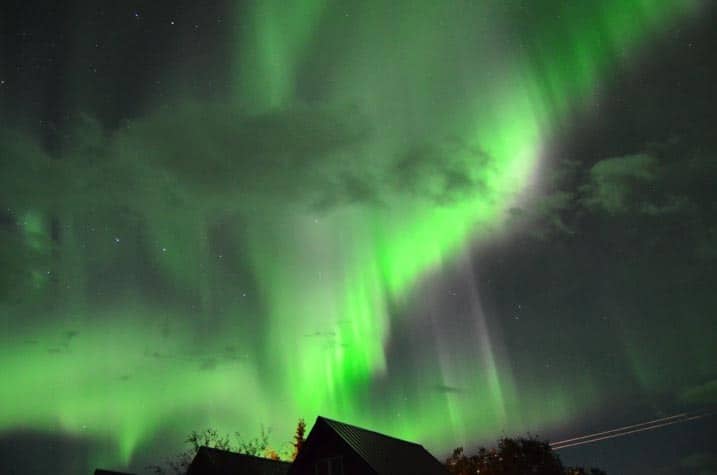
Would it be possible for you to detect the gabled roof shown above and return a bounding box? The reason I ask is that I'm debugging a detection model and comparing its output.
[315,416,449,475]
[188,446,291,475]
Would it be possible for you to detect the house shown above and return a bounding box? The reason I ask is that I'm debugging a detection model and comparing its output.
[187,446,291,475]
[94,416,447,475]
[289,416,449,475]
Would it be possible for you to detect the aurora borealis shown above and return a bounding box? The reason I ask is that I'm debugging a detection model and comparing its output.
[1,1,716,474]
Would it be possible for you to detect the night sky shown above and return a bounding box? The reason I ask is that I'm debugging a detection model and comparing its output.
[1,1,716,474]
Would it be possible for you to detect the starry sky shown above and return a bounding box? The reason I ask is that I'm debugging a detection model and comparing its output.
[1,1,716,474]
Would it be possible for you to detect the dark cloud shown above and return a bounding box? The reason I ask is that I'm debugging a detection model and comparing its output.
[312,171,382,211]
[508,190,576,239]
[111,103,507,211]
[391,141,491,205]
[199,358,217,371]
[112,102,372,208]
[2,101,518,222]
[512,140,717,257]
[64,330,78,339]
[579,153,659,214]
[577,143,714,221]
[432,384,464,394]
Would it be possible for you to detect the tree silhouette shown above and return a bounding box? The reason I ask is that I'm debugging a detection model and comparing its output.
[446,436,605,475]
[291,418,307,461]
[147,427,277,474]
[564,469,607,475]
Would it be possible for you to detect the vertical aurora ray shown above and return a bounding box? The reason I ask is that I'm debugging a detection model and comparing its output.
[0,1,705,471]
[234,0,328,113]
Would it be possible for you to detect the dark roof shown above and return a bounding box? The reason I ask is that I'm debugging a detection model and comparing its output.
[94,470,135,475]
[188,446,291,475]
[316,416,449,475]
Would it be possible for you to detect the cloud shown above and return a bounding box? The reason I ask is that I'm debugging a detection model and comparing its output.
[577,150,702,219]
[508,190,576,238]
[311,171,382,210]
[2,100,517,226]
[432,384,464,394]
[199,358,217,371]
[579,153,659,214]
[98,101,510,214]
[110,101,373,210]
[390,141,492,205]
[510,142,716,247]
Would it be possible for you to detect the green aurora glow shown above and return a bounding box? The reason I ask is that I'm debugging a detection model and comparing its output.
[0,1,708,472]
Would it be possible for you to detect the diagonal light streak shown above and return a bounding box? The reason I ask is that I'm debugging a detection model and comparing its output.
[551,413,713,450]
[551,413,688,446]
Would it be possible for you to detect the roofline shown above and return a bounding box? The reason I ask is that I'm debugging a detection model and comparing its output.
[316,416,426,447]
[195,446,291,465]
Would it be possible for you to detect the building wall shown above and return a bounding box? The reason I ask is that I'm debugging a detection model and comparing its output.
[289,422,375,475]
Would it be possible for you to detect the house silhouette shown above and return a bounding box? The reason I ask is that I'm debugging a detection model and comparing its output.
[289,416,449,475]
[94,416,447,475]
[187,446,291,475]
